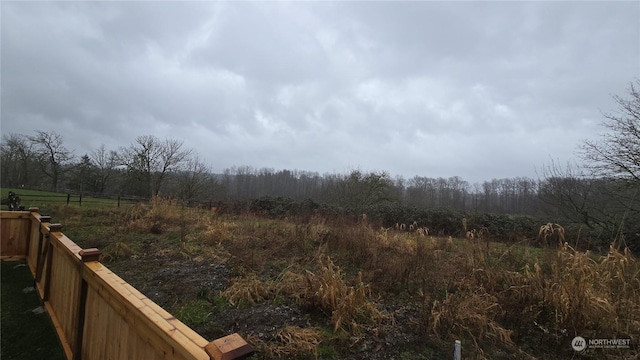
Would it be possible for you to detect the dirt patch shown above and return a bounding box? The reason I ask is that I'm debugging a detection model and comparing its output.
[106,254,452,359]
[107,255,231,308]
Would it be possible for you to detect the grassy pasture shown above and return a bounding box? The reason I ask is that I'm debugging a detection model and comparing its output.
[1,188,143,212]
[7,197,638,359]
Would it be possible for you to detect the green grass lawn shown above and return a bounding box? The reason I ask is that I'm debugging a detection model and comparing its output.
[0,261,66,360]
[1,188,141,210]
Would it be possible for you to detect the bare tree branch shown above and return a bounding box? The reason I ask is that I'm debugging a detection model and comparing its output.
[28,131,73,191]
[121,135,191,197]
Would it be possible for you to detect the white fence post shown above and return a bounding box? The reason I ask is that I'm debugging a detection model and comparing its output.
[454,340,461,360]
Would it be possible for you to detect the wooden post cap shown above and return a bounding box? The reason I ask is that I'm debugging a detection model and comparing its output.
[29,207,39,212]
[205,333,254,360]
[79,248,101,262]
[49,223,63,232]
[40,216,52,223]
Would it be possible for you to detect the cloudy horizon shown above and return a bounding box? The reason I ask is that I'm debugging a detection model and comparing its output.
[2,1,639,184]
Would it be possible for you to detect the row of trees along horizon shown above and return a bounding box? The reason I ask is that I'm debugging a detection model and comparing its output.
[3,80,640,251]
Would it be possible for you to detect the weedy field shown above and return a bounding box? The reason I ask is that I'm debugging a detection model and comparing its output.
[17,196,640,359]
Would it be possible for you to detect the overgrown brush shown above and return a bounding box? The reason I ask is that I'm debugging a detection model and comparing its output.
[538,223,565,247]
[248,326,322,359]
[502,243,640,353]
[221,273,272,306]
[273,270,308,304]
[324,221,442,293]
[188,216,237,245]
[431,288,514,353]
[221,255,385,336]
[304,257,383,334]
[117,197,202,235]
[57,202,639,359]
[101,241,135,262]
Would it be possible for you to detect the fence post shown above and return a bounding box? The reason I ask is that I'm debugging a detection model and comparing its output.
[74,248,101,360]
[67,194,71,205]
[26,207,39,253]
[43,223,63,302]
[117,196,120,208]
[454,340,461,360]
[204,333,254,360]
[79,195,82,207]
[35,216,52,282]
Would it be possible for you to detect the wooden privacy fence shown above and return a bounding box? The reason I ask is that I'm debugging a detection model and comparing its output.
[0,209,254,360]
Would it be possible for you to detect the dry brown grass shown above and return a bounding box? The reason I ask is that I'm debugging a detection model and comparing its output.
[187,216,237,245]
[117,197,203,235]
[220,273,272,306]
[431,288,514,352]
[304,256,383,334]
[566,244,637,334]
[538,222,565,247]
[101,241,135,262]
[248,325,322,359]
[503,243,640,348]
[220,267,310,308]
[273,269,308,304]
[171,208,640,357]
[77,200,639,359]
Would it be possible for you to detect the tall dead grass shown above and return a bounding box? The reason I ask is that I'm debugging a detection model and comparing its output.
[97,203,639,358]
[503,243,640,349]
[221,273,272,306]
[117,196,202,235]
[248,326,322,359]
[304,256,384,334]
[220,256,384,336]
[431,288,514,353]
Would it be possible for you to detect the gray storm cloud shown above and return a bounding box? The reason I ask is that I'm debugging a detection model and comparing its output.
[2,1,638,183]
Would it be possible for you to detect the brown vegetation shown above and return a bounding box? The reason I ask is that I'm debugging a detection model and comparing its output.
[55,201,639,359]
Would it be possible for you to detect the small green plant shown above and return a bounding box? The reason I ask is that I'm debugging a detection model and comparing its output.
[174,299,213,328]
[316,344,339,359]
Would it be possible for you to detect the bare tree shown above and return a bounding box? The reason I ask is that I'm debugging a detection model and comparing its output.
[538,160,605,229]
[176,154,211,200]
[580,79,640,183]
[0,133,35,187]
[121,135,191,198]
[29,131,73,191]
[578,80,640,249]
[70,154,95,194]
[90,144,119,194]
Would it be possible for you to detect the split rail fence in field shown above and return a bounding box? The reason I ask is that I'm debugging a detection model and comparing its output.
[0,209,253,360]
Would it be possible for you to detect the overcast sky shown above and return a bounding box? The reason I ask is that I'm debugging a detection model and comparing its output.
[2,1,639,184]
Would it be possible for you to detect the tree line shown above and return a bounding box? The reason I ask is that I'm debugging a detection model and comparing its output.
[2,80,640,250]
[0,132,543,214]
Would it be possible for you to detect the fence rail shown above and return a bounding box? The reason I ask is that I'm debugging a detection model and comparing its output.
[14,193,147,207]
[8,191,218,210]
[0,209,253,360]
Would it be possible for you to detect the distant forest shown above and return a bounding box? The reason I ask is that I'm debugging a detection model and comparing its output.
[2,127,639,253]
[0,131,565,215]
